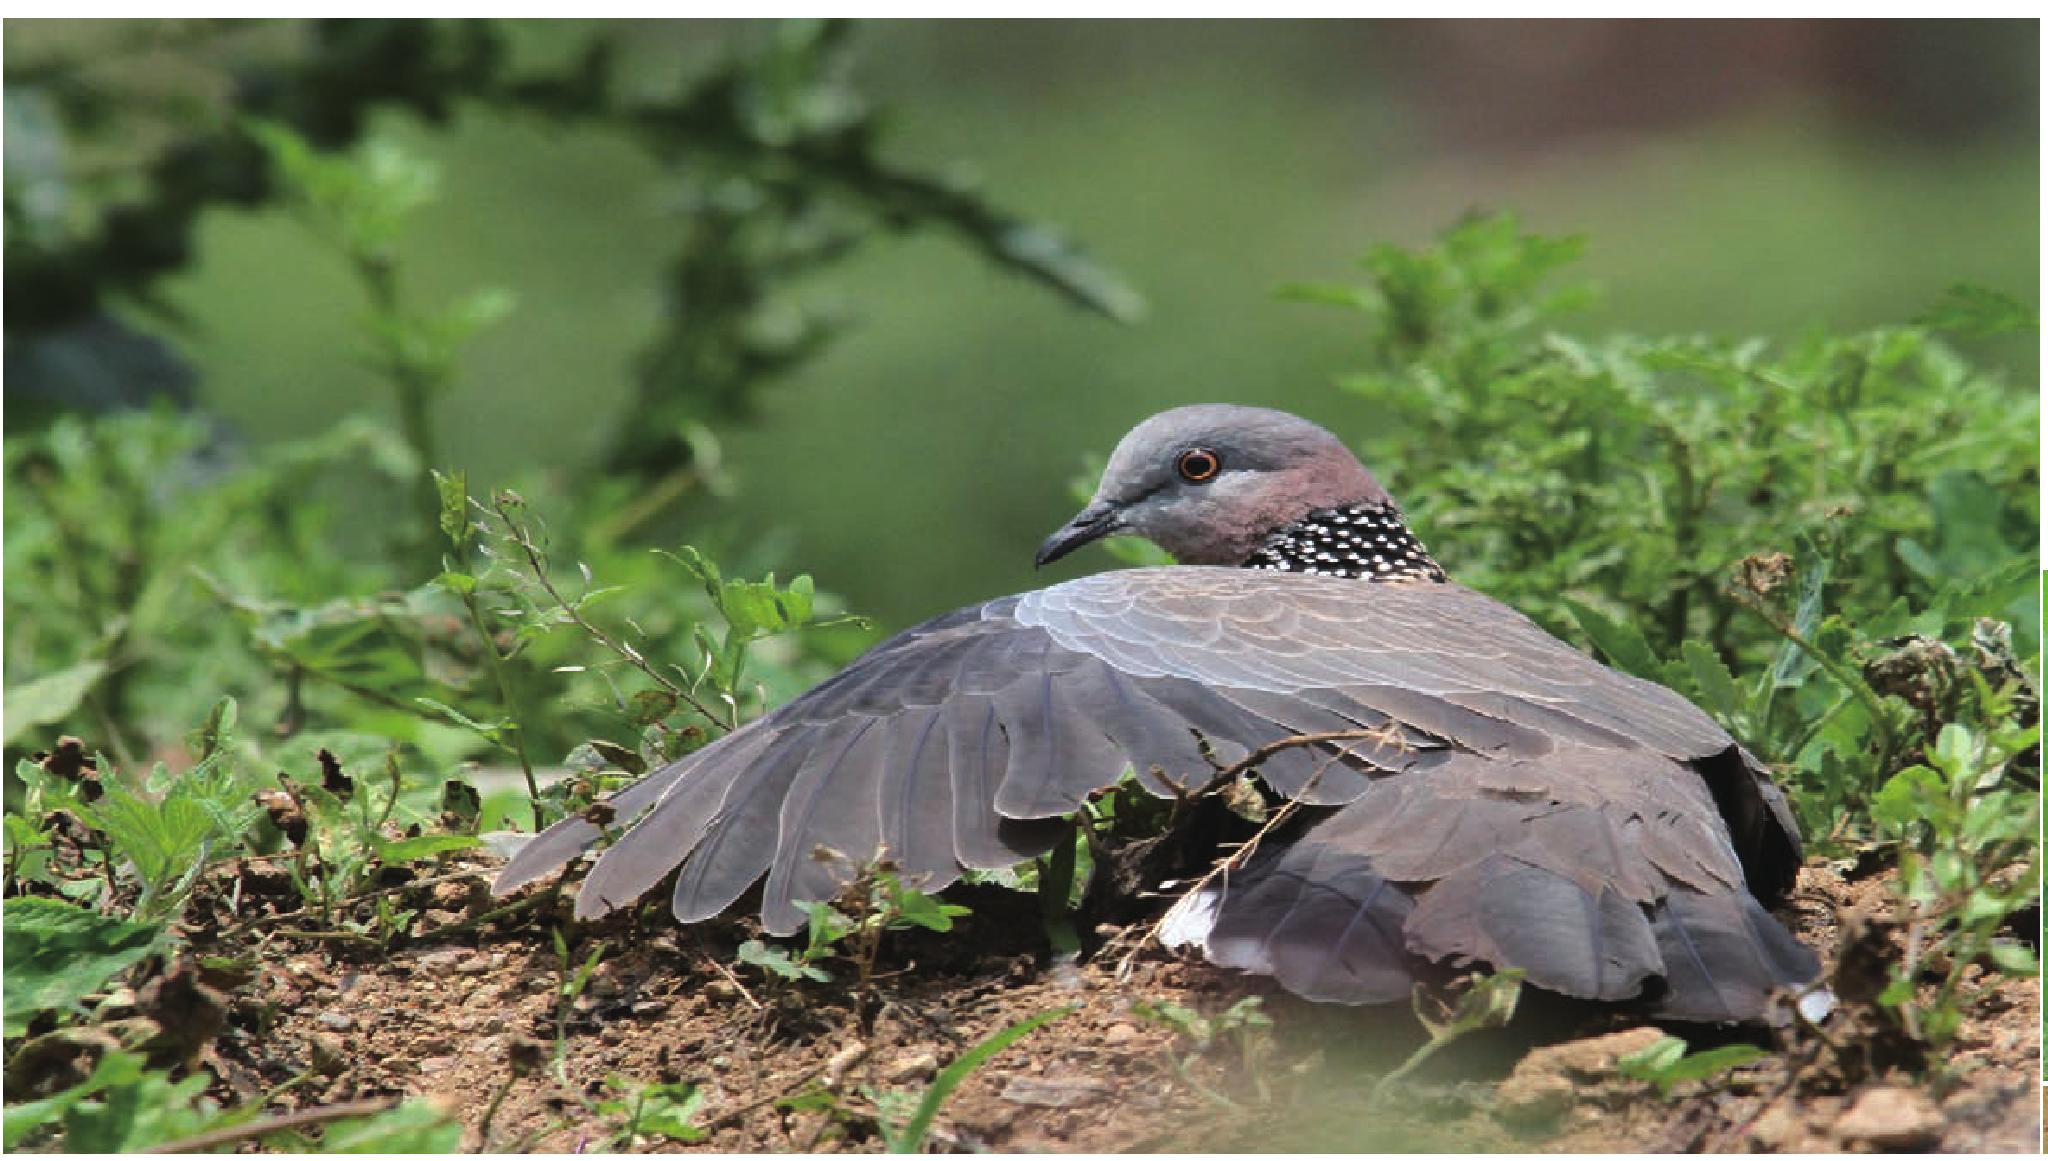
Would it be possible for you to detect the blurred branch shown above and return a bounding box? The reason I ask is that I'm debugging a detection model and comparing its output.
[8,20,501,334]
[481,19,1141,480]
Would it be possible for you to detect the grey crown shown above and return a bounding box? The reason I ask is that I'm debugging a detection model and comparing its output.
[495,404,1817,1023]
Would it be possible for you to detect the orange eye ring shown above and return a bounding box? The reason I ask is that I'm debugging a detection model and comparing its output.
[1176,448,1221,483]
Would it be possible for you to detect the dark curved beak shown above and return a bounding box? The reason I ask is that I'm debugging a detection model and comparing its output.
[1035,502,1124,568]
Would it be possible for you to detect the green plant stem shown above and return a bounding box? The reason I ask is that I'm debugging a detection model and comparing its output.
[1037,829,1080,959]
[457,590,543,831]
[1735,590,1903,769]
[268,928,382,945]
[490,494,730,732]
[476,1069,519,1152]
[588,464,701,548]
[373,754,402,832]
[151,1097,400,1153]
[214,868,482,939]
[354,254,445,577]
[1371,1033,1454,1099]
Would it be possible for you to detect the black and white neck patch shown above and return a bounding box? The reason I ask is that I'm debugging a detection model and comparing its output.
[1243,502,1447,583]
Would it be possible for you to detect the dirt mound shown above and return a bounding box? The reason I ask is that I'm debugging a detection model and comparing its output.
[195,857,2038,1153]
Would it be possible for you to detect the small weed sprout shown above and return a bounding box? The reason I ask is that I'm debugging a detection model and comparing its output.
[1373,969,1526,1099]
[593,1074,708,1149]
[1616,1035,1767,1098]
[1869,693,2041,1051]
[733,856,969,1003]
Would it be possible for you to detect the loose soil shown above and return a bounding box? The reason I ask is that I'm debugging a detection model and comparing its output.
[165,851,2038,1153]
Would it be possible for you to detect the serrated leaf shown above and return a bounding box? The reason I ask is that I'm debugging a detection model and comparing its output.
[2,898,162,1037]
[1680,640,1744,723]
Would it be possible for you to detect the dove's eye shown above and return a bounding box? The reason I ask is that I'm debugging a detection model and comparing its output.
[1176,448,1221,483]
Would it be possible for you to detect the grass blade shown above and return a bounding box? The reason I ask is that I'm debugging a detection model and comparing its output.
[889,1005,1075,1153]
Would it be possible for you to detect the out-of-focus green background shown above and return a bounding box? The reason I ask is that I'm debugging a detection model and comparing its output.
[11,19,2039,630]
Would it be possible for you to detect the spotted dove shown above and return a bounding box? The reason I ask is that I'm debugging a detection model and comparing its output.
[496,404,1819,1023]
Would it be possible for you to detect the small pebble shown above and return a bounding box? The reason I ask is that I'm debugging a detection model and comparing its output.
[316,1011,354,1032]
[414,947,465,970]
[309,1033,348,1076]
[885,1051,939,1083]
[1834,1084,1942,1150]
[1749,1104,1797,1150]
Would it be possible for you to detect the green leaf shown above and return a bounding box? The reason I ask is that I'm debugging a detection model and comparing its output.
[1918,283,2038,338]
[1618,1037,1765,1096]
[1680,640,1743,723]
[1871,765,1943,832]
[83,783,225,917]
[887,884,971,933]
[2,898,162,1037]
[737,938,829,983]
[628,1082,707,1143]
[628,689,679,727]
[1563,598,1663,680]
[888,1006,1074,1152]
[1988,942,2040,977]
[371,834,481,865]
[2,1050,149,1149]
[190,695,237,761]
[1616,1034,1687,1079]
[434,470,471,550]
[314,1100,463,1153]
[58,1066,215,1152]
[414,698,509,741]
[3,660,109,745]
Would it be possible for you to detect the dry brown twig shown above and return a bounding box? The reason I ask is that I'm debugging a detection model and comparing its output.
[148,1097,400,1153]
[1107,724,1416,980]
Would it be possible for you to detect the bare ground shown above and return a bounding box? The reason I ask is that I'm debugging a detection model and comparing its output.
[167,852,2040,1154]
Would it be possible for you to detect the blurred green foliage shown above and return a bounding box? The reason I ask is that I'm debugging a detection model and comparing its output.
[2,18,2038,1152]
[1291,214,2036,849]
[11,21,2034,631]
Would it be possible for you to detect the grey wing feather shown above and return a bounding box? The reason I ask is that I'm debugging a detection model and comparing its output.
[492,567,1807,1022]
[668,728,821,924]
[1650,886,1821,1022]
[761,717,888,934]
[1186,742,1817,1020]
[948,698,1066,871]
[876,708,962,892]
